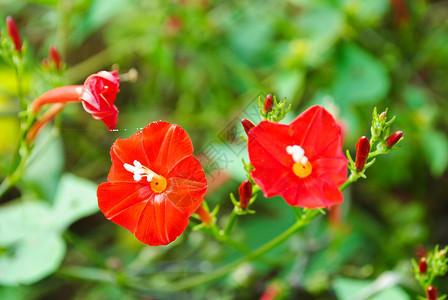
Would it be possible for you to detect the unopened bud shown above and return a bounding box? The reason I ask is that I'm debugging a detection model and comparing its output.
[426,285,438,300]
[385,131,403,147]
[355,136,370,171]
[49,45,62,70]
[238,180,252,209]
[379,111,387,122]
[263,94,274,113]
[419,257,427,274]
[6,16,22,53]
[241,119,255,135]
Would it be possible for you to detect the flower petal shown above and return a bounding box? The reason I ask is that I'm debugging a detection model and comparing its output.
[97,182,189,246]
[166,155,207,215]
[142,122,194,175]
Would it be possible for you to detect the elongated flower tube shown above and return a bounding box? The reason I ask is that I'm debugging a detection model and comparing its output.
[26,103,66,143]
[29,71,120,129]
[355,136,370,171]
[6,16,22,53]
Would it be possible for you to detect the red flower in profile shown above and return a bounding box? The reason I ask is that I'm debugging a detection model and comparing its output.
[29,70,120,130]
[81,70,120,130]
[247,106,347,208]
[97,122,207,246]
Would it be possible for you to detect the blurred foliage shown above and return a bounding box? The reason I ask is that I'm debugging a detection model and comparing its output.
[1,0,448,299]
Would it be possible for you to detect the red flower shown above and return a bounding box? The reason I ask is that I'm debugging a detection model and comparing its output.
[97,122,207,246]
[81,70,120,130]
[247,106,347,208]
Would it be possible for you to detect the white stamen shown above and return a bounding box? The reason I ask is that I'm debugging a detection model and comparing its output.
[124,163,135,173]
[286,145,308,164]
[146,173,154,182]
[124,160,154,182]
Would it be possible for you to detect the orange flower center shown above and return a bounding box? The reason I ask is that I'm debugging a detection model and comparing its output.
[292,161,312,178]
[123,160,167,193]
[287,145,312,178]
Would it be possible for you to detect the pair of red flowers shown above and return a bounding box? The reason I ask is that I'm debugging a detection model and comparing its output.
[97,106,348,246]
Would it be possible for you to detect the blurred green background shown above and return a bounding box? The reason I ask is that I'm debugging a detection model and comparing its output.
[1,0,447,299]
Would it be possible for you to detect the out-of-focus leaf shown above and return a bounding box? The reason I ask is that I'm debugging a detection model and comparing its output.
[421,129,448,177]
[333,276,410,300]
[332,43,390,106]
[53,173,99,231]
[294,5,344,67]
[274,69,305,105]
[21,126,64,202]
[344,0,389,25]
[0,201,65,285]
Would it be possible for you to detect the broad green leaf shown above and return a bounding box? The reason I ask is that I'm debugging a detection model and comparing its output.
[294,5,344,67]
[0,201,65,285]
[421,129,448,177]
[53,173,99,231]
[333,277,410,300]
[332,43,390,106]
[21,126,64,202]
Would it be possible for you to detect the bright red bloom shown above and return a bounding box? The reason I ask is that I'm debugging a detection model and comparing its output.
[247,106,347,208]
[81,70,120,130]
[97,122,207,246]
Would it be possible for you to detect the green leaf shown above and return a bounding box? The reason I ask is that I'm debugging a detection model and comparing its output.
[21,126,64,202]
[421,129,448,177]
[333,277,410,300]
[332,43,390,106]
[0,201,66,285]
[53,174,99,231]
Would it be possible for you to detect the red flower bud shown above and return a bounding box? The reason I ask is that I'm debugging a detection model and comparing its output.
[386,131,403,148]
[419,257,427,274]
[238,180,252,209]
[49,45,62,70]
[241,118,255,135]
[6,16,22,53]
[263,94,274,113]
[426,285,438,300]
[355,136,370,171]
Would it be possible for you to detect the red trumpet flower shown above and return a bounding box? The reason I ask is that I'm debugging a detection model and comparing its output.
[248,106,347,208]
[97,122,208,246]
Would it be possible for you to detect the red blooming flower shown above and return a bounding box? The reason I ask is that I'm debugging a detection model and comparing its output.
[247,106,347,208]
[30,70,120,130]
[97,122,208,246]
[81,70,120,130]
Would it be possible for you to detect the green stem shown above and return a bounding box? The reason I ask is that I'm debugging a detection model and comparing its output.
[223,208,238,236]
[339,174,357,192]
[170,210,321,291]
